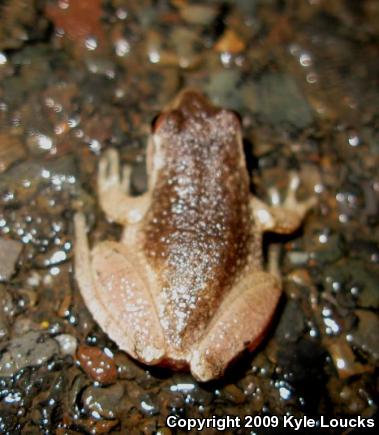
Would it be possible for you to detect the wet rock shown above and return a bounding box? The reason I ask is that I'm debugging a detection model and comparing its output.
[45,0,104,47]
[25,131,56,156]
[177,3,218,26]
[255,73,314,129]
[170,27,203,69]
[309,230,344,264]
[82,383,124,419]
[68,374,89,414]
[0,132,26,173]
[5,46,54,105]
[275,300,305,342]
[17,288,38,309]
[286,251,309,266]
[214,29,246,54]
[55,334,77,356]
[131,161,148,194]
[335,180,365,221]
[145,28,203,69]
[322,260,379,309]
[139,417,158,434]
[0,409,18,433]
[0,286,16,340]
[12,317,38,336]
[0,316,8,341]
[349,239,379,264]
[114,352,146,380]
[326,338,370,379]
[204,69,244,111]
[90,419,119,433]
[0,0,48,50]
[350,310,379,362]
[167,374,213,406]
[0,155,78,207]
[0,331,58,377]
[76,344,117,384]
[222,384,246,404]
[338,383,367,414]
[138,393,159,415]
[0,237,23,282]
[277,338,326,412]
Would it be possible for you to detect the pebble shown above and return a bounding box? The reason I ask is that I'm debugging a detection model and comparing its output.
[0,331,59,377]
[275,300,305,343]
[255,73,314,128]
[0,287,15,340]
[286,251,309,266]
[214,29,246,54]
[76,344,117,384]
[0,237,23,282]
[114,352,145,380]
[204,69,244,110]
[131,161,148,194]
[0,132,26,173]
[222,384,246,404]
[82,383,124,419]
[0,155,77,207]
[138,393,159,415]
[177,3,218,25]
[55,334,77,356]
[326,338,369,379]
[310,231,344,265]
[350,310,379,362]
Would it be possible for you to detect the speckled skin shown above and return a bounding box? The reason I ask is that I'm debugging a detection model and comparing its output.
[74,90,315,381]
[143,92,252,351]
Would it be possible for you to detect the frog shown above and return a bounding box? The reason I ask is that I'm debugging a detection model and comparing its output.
[74,90,316,382]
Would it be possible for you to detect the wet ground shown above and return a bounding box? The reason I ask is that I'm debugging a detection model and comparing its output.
[0,0,378,433]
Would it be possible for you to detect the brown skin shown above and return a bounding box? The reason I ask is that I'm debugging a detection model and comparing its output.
[74,90,316,381]
[143,91,252,350]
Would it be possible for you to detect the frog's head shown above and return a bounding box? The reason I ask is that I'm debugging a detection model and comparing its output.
[152,89,240,131]
[147,89,242,188]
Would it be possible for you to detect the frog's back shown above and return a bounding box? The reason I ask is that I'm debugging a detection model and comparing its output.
[142,91,252,350]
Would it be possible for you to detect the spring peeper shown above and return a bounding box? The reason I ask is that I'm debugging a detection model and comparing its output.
[74,90,315,381]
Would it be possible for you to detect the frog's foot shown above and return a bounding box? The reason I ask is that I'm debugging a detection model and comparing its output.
[280,171,317,216]
[252,172,316,234]
[98,148,149,225]
[190,271,281,382]
[98,148,132,194]
[74,213,165,364]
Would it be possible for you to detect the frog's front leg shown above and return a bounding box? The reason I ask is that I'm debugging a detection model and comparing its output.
[74,213,165,364]
[98,149,150,225]
[251,172,316,234]
[190,270,281,382]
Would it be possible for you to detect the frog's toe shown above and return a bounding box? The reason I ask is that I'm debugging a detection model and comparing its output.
[98,148,121,189]
[136,343,164,364]
[285,172,317,211]
[190,350,223,382]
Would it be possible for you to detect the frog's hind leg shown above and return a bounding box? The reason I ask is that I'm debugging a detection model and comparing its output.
[74,213,165,364]
[190,271,281,382]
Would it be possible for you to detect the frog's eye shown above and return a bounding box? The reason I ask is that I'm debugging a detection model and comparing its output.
[230,110,242,125]
[151,113,164,132]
